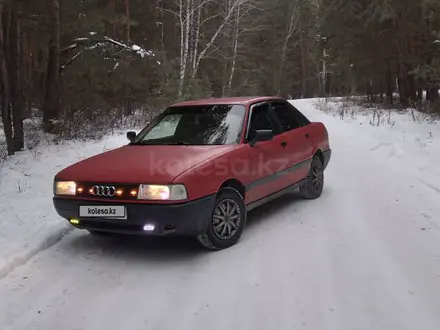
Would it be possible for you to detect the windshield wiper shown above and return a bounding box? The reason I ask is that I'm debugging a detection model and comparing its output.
[129,140,191,146]
[165,140,190,145]
[129,141,152,145]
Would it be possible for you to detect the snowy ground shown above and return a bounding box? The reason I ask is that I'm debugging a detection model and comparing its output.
[0,131,130,279]
[1,99,440,330]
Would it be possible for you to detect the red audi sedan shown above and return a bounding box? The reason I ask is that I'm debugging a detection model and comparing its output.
[53,96,331,250]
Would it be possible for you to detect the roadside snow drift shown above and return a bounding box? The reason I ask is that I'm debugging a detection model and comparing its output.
[0,133,128,278]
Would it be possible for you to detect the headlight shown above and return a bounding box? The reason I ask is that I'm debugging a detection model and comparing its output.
[54,181,77,196]
[137,184,187,201]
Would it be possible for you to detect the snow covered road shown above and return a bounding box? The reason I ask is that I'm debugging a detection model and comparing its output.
[1,100,440,330]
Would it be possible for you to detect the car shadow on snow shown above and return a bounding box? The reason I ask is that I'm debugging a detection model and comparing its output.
[61,191,304,262]
[245,192,303,229]
[64,234,204,263]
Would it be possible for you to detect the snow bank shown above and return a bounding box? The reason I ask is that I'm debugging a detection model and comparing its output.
[0,132,129,278]
[297,98,440,212]
[309,98,439,159]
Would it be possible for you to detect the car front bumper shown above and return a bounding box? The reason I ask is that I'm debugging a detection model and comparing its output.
[53,195,216,236]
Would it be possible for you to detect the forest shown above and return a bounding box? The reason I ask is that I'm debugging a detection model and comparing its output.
[1,0,440,156]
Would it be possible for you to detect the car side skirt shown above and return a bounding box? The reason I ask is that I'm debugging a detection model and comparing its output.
[244,157,312,192]
[245,179,306,212]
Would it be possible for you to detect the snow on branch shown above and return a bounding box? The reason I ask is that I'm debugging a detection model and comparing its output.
[103,36,154,58]
[60,34,158,73]
[60,43,78,53]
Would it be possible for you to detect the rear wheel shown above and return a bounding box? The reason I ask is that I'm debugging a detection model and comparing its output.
[299,155,324,199]
[197,188,246,250]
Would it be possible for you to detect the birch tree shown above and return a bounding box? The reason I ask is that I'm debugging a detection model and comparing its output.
[192,0,252,77]
[225,4,241,95]
[173,0,254,97]
[277,1,300,96]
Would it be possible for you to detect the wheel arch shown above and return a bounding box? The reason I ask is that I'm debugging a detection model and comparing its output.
[217,178,245,200]
[313,149,324,165]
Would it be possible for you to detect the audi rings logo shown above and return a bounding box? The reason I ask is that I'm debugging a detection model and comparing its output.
[91,186,116,197]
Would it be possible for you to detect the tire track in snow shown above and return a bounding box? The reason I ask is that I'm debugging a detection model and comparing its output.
[0,225,73,280]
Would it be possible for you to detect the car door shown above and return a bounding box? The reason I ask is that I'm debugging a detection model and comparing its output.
[269,100,314,186]
[244,101,289,204]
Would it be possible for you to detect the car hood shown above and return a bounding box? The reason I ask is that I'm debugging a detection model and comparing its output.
[55,144,235,183]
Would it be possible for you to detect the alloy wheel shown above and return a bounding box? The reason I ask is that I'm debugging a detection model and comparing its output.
[311,162,323,192]
[212,198,242,240]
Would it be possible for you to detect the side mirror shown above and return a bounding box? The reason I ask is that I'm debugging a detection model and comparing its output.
[250,129,273,147]
[126,131,136,142]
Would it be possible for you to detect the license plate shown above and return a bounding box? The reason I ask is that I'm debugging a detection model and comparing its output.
[79,205,126,219]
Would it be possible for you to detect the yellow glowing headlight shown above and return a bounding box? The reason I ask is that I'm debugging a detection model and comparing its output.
[54,181,77,196]
[137,184,187,201]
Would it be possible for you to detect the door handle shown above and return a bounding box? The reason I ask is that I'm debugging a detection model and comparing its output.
[305,133,310,138]
[281,141,287,148]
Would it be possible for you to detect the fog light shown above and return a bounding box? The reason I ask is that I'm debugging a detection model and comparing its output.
[143,224,155,231]
[70,218,80,225]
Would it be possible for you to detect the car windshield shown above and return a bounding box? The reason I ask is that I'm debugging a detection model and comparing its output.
[131,104,246,145]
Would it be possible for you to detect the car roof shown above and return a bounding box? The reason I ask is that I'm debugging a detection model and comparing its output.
[170,96,285,107]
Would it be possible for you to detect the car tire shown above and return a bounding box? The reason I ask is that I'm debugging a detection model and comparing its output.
[197,188,246,250]
[299,155,324,199]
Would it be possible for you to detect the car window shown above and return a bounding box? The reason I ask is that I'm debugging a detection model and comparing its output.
[133,104,246,145]
[247,103,275,141]
[287,103,311,127]
[271,101,302,132]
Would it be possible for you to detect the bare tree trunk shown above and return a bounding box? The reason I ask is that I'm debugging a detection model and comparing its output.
[300,32,307,98]
[226,5,240,96]
[124,0,130,42]
[0,4,14,155]
[416,78,423,102]
[29,31,36,75]
[385,59,393,104]
[123,0,132,115]
[278,3,298,95]
[178,0,188,97]
[321,49,327,97]
[10,2,24,150]
[379,79,384,103]
[428,87,439,103]
[187,0,195,72]
[106,0,116,37]
[315,62,322,98]
[192,1,201,74]
[21,30,31,118]
[182,0,191,87]
[366,78,373,102]
[42,0,60,132]
[158,0,165,54]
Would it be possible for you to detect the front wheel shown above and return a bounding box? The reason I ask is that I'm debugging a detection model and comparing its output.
[299,156,324,199]
[197,188,246,250]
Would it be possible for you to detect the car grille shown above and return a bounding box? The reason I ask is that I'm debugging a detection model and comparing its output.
[75,182,139,200]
